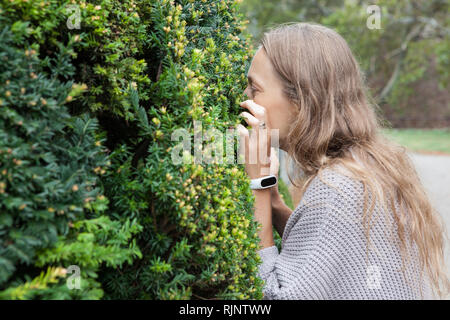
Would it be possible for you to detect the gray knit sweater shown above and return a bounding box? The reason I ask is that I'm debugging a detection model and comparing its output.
[257,167,434,300]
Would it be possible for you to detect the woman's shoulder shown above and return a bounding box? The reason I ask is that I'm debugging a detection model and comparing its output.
[282,166,370,250]
[284,166,362,236]
[286,165,370,236]
[297,165,396,235]
[301,165,365,205]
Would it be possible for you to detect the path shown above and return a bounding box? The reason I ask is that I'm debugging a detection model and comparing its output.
[409,152,450,298]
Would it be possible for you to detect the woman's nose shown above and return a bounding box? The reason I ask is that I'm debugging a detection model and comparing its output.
[243,88,250,99]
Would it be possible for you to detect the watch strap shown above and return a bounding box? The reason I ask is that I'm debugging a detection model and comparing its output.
[250,175,278,190]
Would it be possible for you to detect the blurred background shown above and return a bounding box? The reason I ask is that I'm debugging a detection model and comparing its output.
[239,0,450,289]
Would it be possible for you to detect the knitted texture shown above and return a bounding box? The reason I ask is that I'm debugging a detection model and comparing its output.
[257,167,434,300]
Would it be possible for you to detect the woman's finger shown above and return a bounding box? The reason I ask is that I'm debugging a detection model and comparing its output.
[240,111,259,127]
[240,100,265,119]
[240,101,270,162]
[258,127,270,169]
[237,124,249,165]
[248,123,260,166]
[238,123,261,168]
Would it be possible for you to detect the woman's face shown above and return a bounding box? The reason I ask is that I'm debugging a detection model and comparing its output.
[243,47,296,151]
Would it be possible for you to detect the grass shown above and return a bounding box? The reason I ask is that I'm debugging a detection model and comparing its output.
[382,128,450,154]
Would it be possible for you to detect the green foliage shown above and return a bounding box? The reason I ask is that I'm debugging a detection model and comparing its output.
[0,266,67,300]
[433,39,450,90]
[35,216,143,269]
[240,0,344,42]
[382,128,450,154]
[387,40,435,108]
[91,0,262,299]
[0,15,140,299]
[1,0,265,300]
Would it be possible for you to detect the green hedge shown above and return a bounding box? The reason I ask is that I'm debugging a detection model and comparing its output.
[0,24,142,299]
[0,0,264,299]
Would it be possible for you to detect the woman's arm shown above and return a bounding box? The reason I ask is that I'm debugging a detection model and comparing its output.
[252,189,275,249]
[257,195,341,300]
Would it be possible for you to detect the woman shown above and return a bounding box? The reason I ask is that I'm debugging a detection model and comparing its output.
[237,22,449,299]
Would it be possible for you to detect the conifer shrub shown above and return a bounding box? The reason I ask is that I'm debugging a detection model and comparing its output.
[0,25,142,299]
[0,0,265,299]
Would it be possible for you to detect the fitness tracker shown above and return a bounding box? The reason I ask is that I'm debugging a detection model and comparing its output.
[250,175,278,190]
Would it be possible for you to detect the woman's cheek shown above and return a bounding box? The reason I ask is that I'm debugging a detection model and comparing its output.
[261,105,273,128]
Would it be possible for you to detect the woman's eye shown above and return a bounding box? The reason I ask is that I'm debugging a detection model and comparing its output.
[245,85,257,98]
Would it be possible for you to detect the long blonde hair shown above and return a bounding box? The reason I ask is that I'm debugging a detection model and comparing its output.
[260,22,449,299]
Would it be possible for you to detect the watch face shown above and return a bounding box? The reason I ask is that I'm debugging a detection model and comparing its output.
[261,176,277,187]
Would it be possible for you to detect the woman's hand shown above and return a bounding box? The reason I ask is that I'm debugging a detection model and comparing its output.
[237,100,272,180]
[236,100,275,249]
[237,98,282,203]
